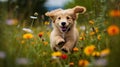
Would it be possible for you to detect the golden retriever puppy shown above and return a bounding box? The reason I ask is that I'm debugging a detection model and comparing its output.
[45,6,86,53]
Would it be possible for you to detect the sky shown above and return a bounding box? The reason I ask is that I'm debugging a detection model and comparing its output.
[45,0,71,7]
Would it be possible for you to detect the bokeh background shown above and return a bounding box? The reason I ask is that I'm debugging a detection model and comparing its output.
[0,0,120,67]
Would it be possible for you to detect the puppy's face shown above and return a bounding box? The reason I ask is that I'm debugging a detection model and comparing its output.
[54,11,74,32]
[45,6,86,32]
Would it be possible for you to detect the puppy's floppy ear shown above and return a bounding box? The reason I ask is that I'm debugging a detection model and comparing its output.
[73,6,86,14]
[45,8,63,20]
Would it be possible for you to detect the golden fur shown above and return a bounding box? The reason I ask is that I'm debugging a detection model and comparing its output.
[45,6,86,53]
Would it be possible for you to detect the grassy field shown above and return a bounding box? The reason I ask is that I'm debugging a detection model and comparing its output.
[0,17,113,67]
[0,0,120,67]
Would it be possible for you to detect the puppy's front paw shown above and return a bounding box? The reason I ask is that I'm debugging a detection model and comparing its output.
[56,39,65,46]
[61,46,70,53]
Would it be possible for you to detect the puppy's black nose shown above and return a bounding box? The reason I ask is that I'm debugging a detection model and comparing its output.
[61,22,66,26]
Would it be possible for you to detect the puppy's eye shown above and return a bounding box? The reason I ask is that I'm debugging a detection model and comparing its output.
[66,16,70,20]
[58,17,61,20]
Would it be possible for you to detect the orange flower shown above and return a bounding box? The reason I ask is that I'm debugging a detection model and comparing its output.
[109,10,120,17]
[69,62,74,66]
[23,33,33,39]
[84,45,96,56]
[73,47,79,52]
[78,59,89,67]
[90,32,95,36]
[107,25,119,36]
[43,41,48,46]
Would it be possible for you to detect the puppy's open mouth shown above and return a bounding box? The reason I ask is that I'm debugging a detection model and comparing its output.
[61,26,68,32]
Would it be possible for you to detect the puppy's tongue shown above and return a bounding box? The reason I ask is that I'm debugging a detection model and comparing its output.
[61,27,67,32]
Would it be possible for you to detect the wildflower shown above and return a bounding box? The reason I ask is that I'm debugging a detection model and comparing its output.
[92,51,100,57]
[34,12,38,16]
[90,31,95,36]
[30,16,37,19]
[23,33,33,39]
[51,51,62,57]
[97,35,101,40]
[22,28,33,33]
[38,32,44,38]
[0,51,6,59]
[21,40,25,44]
[89,20,94,25]
[78,59,89,67]
[94,58,107,66]
[16,58,30,65]
[95,27,99,33]
[84,45,96,56]
[80,26,86,31]
[43,41,48,46]
[100,48,110,57]
[107,25,119,36]
[44,21,50,25]
[60,54,68,59]
[52,56,58,59]
[6,19,18,25]
[73,47,79,52]
[79,37,85,40]
[109,10,120,17]
[69,62,74,66]
[81,32,86,37]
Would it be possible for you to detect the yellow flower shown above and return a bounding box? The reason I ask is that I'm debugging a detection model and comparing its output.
[23,33,33,39]
[107,25,119,36]
[97,35,101,40]
[73,47,79,52]
[95,27,99,33]
[89,20,94,25]
[79,37,85,40]
[92,51,100,57]
[21,40,25,44]
[84,45,96,56]
[78,59,89,67]
[90,32,95,36]
[100,48,110,56]
[44,21,50,25]
[43,41,48,46]
[51,51,62,57]
[81,32,86,37]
